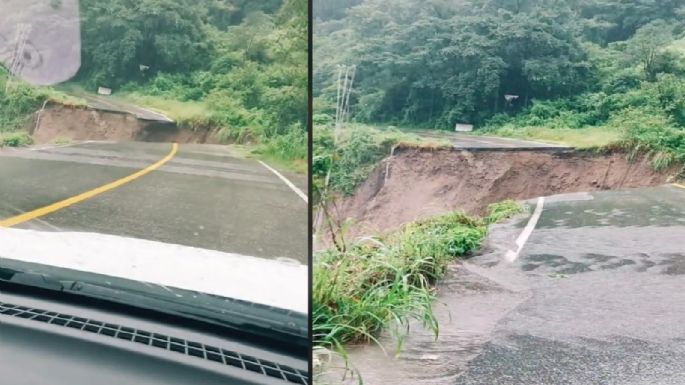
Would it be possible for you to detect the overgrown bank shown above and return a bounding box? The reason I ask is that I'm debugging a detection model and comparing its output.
[0,66,85,140]
[313,124,451,201]
[313,201,524,355]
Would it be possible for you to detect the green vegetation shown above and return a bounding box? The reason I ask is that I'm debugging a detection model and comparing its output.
[313,201,525,354]
[313,124,450,198]
[0,67,84,137]
[0,67,46,132]
[314,0,685,171]
[485,200,527,224]
[483,126,622,149]
[0,132,33,147]
[2,0,306,169]
[73,0,307,170]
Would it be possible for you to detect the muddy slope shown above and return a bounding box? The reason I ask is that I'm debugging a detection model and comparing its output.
[28,104,221,144]
[337,147,675,236]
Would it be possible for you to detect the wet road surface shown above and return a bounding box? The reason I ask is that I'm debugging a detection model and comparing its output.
[322,185,685,384]
[77,92,174,122]
[451,133,568,150]
[0,141,308,263]
[401,129,569,150]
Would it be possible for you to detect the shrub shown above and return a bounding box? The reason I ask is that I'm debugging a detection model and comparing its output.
[313,113,334,126]
[0,132,34,147]
[256,123,307,162]
[601,67,643,94]
[486,200,526,224]
[313,201,524,353]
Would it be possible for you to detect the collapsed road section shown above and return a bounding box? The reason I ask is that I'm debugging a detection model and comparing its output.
[27,104,220,144]
[335,146,677,238]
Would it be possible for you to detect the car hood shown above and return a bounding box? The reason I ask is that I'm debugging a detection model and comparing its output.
[0,228,307,314]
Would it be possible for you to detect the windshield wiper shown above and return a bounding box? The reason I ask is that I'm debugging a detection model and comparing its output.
[0,260,308,352]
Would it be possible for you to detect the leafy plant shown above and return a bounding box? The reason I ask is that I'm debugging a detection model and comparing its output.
[0,132,33,147]
[313,201,525,357]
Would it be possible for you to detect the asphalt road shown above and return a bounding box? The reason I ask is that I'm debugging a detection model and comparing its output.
[0,141,308,263]
[77,93,174,122]
[405,129,569,150]
[451,133,568,150]
[453,185,685,385]
[328,184,685,385]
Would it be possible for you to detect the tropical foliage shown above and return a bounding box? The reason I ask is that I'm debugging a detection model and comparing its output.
[3,0,307,167]
[314,0,685,129]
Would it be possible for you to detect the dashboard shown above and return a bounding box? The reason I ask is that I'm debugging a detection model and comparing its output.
[0,291,308,385]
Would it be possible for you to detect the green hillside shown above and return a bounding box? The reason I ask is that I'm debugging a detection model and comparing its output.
[314,0,685,170]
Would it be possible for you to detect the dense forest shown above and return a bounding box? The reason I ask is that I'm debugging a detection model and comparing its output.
[2,0,307,168]
[314,0,685,136]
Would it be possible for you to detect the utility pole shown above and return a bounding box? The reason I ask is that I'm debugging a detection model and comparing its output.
[334,64,356,139]
[342,65,356,124]
[334,65,344,132]
[5,23,31,93]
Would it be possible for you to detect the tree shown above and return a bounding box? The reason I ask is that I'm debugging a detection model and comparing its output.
[314,0,591,127]
[625,20,673,81]
[313,0,363,21]
[78,0,211,87]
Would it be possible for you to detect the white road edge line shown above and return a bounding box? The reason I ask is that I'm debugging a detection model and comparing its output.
[258,160,308,203]
[505,197,545,263]
[28,140,93,152]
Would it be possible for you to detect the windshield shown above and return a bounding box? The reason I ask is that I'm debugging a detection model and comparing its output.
[0,0,308,344]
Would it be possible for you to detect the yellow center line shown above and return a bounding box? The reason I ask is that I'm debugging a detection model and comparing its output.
[674,183,685,190]
[0,143,178,228]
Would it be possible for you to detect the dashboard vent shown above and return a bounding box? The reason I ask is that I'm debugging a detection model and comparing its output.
[0,301,308,385]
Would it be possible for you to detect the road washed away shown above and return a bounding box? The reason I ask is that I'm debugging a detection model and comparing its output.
[335,147,672,240]
[323,184,685,385]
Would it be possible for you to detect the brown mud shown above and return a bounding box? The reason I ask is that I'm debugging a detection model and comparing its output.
[330,146,677,239]
[27,104,220,144]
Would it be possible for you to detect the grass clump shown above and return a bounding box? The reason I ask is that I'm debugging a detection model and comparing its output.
[252,123,308,173]
[0,69,46,132]
[485,125,623,149]
[602,106,685,171]
[313,201,526,356]
[0,132,33,147]
[53,137,72,145]
[619,124,685,171]
[486,200,527,224]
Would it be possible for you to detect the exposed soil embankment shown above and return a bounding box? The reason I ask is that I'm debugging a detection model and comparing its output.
[336,147,675,237]
[28,104,221,144]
